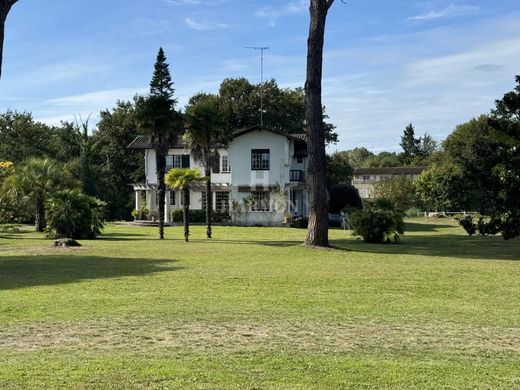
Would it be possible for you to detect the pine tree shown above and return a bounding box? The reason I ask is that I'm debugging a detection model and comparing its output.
[150,48,175,102]
[400,123,420,164]
[136,48,179,240]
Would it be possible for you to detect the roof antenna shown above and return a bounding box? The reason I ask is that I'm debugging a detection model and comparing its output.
[245,46,269,127]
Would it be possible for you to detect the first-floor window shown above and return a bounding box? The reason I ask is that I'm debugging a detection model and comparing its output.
[251,191,270,211]
[251,149,270,170]
[221,155,230,173]
[201,191,208,209]
[216,191,229,212]
[166,155,189,171]
[170,190,176,206]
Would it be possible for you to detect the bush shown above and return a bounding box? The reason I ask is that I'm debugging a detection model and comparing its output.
[290,217,308,229]
[171,209,206,223]
[170,209,231,224]
[350,199,405,243]
[45,189,106,239]
[329,183,363,213]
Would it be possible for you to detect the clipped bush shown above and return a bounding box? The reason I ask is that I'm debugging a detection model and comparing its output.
[350,199,405,243]
[171,209,206,223]
[46,189,106,239]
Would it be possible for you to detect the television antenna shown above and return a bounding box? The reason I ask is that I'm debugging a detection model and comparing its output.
[245,46,269,126]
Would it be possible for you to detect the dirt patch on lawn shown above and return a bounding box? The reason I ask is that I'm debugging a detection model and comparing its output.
[1,319,519,356]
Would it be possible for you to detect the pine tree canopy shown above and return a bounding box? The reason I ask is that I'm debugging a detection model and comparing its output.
[150,48,176,103]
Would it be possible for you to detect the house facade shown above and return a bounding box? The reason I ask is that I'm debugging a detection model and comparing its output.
[128,125,309,225]
[352,166,426,200]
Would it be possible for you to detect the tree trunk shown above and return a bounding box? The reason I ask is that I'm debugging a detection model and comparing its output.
[155,140,168,240]
[304,0,334,247]
[35,198,45,232]
[0,1,17,80]
[183,187,190,242]
[205,167,212,239]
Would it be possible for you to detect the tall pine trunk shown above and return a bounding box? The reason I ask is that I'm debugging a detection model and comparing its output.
[205,167,212,239]
[183,187,190,242]
[155,140,168,240]
[0,1,16,80]
[304,0,334,247]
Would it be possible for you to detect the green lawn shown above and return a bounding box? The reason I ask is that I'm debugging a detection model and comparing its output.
[0,219,519,389]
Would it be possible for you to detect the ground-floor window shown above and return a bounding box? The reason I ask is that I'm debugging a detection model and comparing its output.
[251,191,270,211]
[170,191,176,206]
[216,191,229,212]
[201,191,208,209]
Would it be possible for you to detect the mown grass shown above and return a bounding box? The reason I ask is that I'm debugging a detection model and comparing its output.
[0,219,519,389]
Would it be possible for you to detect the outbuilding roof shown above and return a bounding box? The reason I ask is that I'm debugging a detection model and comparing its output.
[353,166,427,175]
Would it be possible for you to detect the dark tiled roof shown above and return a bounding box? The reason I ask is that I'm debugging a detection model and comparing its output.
[127,136,185,149]
[353,166,427,175]
[129,126,307,149]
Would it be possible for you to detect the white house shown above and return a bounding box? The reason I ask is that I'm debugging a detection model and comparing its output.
[128,125,309,225]
[352,166,426,200]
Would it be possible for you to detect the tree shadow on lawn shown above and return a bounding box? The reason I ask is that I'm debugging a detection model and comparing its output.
[330,234,520,261]
[404,222,455,232]
[200,238,303,248]
[0,256,182,290]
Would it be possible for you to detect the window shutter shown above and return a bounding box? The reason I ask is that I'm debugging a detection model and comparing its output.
[182,155,190,168]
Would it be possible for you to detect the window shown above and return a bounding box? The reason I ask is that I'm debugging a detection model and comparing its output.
[362,175,371,183]
[216,191,229,212]
[251,191,270,211]
[221,155,230,173]
[251,149,270,170]
[166,155,190,171]
[170,191,176,206]
[201,191,208,209]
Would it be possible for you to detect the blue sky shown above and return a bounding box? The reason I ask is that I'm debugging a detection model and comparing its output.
[1,0,519,151]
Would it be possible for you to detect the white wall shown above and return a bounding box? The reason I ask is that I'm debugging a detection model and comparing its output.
[228,130,290,187]
[145,148,231,185]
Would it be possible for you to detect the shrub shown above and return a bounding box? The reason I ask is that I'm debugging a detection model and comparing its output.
[350,199,405,243]
[46,189,106,239]
[171,209,206,223]
[329,183,363,213]
[290,217,308,229]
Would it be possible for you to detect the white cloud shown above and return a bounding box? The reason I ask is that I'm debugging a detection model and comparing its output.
[45,88,147,108]
[411,3,479,21]
[255,1,308,26]
[185,17,231,31]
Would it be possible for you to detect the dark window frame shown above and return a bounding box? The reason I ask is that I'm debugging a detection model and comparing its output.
[251,149,270,171]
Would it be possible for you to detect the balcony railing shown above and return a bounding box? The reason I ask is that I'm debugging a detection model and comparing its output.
[290,170,304,182]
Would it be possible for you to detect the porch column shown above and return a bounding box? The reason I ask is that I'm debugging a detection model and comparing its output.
[135,190,141,211]
[165,191,171,223]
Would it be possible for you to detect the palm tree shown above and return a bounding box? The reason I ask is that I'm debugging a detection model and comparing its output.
[136,48,179,240]
[165,168,203,242]
[0,158,74,231]
[184,94,227,239]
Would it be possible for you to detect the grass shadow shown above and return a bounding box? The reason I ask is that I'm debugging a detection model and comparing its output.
[0,256,182,290]
[330,234,520,261]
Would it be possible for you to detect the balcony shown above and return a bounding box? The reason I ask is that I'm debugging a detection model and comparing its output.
[290,170,304,182]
